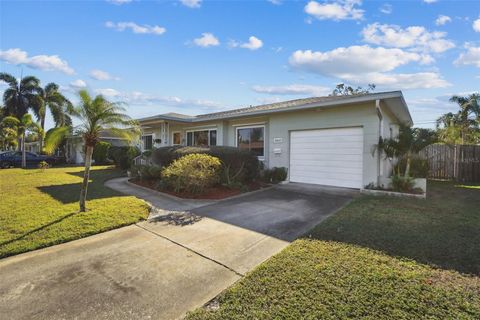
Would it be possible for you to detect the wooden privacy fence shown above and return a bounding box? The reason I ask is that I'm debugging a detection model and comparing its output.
[420,144,480,182]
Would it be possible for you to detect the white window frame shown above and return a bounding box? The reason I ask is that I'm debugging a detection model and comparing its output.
[171,131,182,146]
[141,134,153,151]
[185,129,217,147]
[235,125,265,160]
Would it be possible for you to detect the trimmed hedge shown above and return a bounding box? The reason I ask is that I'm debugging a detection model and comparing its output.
[92,141,111,165]
[151,146,260,184]
[108,146,140,170]
[162,153,222,194]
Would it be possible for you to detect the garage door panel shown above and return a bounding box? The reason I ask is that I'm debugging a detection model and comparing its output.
[290,127,363,188]
[290,154,363,162]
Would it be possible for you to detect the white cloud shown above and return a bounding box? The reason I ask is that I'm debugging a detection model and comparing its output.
[105,21,166,35]
[380,3,392,15]
[454,46,480,67]
[179,0,202,8]
[340,72,450,89]
[473,18,480,32]
[423,0,437,3]
[106,0,132,5]
[267,0,282,5]
[0,48,75,75]
[288,45,449,89]
[435,15,451,26]
[305,0,364,21]
[70,79,87,89]
[289,45,432,76]
[252,84,331,96]
[95,88,121,97]
[361,23,455,53]
[94,89,223,111]
[193,33,220,47]
[89,69,120,81]
[229,36,263,50]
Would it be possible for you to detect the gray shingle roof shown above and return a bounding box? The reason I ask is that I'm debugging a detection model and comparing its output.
[138,91,408,123]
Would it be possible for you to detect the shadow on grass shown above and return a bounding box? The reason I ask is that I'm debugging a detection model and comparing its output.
[0,211,79,248]
[305,181,480,275]
[37,168,126,204]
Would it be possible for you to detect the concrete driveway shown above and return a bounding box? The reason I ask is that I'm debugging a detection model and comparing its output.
[0,179,354,320]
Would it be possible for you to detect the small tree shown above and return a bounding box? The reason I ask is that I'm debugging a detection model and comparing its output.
[45,90,140,212]
[330,83,376,96]
[378,125,436,178]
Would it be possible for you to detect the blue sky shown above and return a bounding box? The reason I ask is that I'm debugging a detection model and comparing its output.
[1,0,479,129]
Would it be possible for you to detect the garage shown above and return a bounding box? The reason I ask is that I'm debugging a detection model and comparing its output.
[289,127,364,188]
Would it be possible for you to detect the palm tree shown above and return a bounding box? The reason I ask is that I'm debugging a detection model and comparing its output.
[2,114,43,168]
[378,125,436,177]
[436,94,480,144]
[0,73,40,120]
[33,83,72,152]
[45,90,140,212]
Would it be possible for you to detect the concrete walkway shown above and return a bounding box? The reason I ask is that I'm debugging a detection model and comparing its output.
[0,178,353,320]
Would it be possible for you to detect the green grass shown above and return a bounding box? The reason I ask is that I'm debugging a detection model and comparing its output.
[187,181,480,319]
[0,166,150,258]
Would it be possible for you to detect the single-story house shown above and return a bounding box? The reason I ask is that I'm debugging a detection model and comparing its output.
[137,91,412,189]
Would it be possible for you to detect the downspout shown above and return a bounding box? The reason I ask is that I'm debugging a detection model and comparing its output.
[375,99,383,186]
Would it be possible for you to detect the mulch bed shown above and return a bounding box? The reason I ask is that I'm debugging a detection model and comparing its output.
[130,179,269,200]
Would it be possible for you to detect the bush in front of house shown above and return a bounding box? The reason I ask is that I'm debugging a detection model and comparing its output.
[263,167,288,184]
[108,146,140,170]
[394,156,429,178]
[92,141,111,165]
[390,175,415,192]
[161,153,221,194]
[130,164,162,181]
[151,146,260,185]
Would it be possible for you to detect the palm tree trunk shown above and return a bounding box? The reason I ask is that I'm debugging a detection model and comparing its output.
[39,116,45,153]
[21,132,26,169]
[404,153,411,178]
[79,145,94,212]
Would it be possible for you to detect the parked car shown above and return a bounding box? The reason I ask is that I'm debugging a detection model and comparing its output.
[0,151,57,168]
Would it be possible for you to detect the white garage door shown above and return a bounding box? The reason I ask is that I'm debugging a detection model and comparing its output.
[290,127,364,188]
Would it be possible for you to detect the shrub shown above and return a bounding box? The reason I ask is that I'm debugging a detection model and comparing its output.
[151,146,260,185]
[263,167,288,184]
[38,161,49,171]
[108,146,140,170]
[390,175,414,192]
[394,156,429,178]
[92,141,111,165]
[161,153,221,194]
[130,164,162,180]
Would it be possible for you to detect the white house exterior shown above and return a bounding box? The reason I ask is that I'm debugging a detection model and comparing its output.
[137,91,412,189]
[65,132,129,164]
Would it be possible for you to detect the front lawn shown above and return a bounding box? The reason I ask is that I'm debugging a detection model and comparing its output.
[0,166,150,258]
[187,181,480,319]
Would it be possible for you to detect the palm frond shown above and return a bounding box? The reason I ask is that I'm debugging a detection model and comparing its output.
[44,126,70,155]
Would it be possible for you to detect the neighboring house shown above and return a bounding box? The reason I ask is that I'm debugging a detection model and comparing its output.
[24,141,41,154]
[66,130,129,164]
[138,91,412,189]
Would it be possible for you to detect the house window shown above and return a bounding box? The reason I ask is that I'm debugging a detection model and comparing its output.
[186,129,217,147]
[172,132,181,145]
[142,135,153,150]
[236,126,264,158]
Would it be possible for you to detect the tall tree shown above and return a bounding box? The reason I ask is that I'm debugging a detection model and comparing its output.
[45,90,139,212]
[0,73,40,120]
[436,93,480,144]
[2,114,43,168]
[33,83,72,152]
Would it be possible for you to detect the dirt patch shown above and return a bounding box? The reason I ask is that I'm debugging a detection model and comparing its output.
[130,179,269,200]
